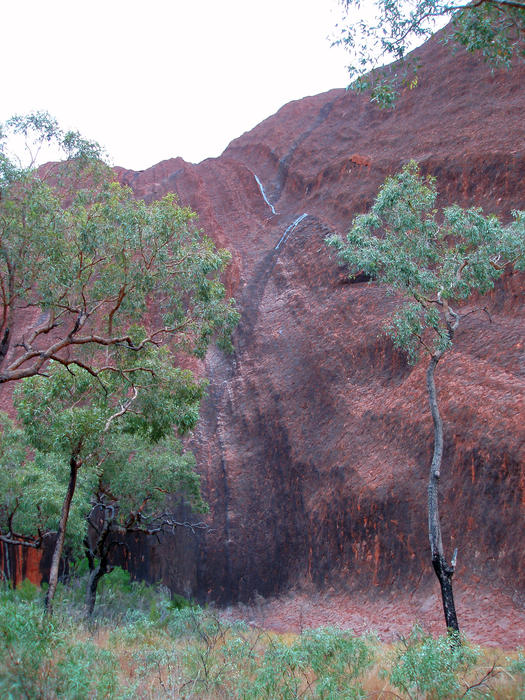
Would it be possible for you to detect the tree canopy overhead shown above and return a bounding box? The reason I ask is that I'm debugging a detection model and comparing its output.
[334,0,525,106]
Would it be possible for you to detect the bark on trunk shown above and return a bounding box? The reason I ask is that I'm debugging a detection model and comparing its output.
[432,552,459,632]
[427,354,460,635]
[45,455,79,614]
[85,557,108,616]
[84,507,113,617]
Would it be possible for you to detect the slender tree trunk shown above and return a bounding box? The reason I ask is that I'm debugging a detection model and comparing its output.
[84,508,113,617]
[85,556,109,617]
[426,354,460,635]
[0,261,15,374]
[45,455,80,614]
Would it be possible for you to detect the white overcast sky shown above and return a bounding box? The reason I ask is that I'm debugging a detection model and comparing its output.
[2,0,352,170]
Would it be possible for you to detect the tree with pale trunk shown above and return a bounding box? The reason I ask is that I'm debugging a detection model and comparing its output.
[327,161,524,634]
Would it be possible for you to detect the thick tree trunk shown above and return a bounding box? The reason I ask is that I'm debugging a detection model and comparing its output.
[426,355,460,635]
[45,455,79,614]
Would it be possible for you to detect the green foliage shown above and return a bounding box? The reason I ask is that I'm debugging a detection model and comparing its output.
[148,611,376,700]
[447,0,525,66]
[0,113,237,612]
[334,0,525,107]
[0,111,104,170]
[169,592,196,611]
[3,359,209,567]
[95,574,172,625]
[55,643,119,699]
[388,625,483,699]
[506,651,525,699]
[0,111,239,384]
[2,584,522,699]
[51,566,171,626]
[0,412,90,550]
[224,627,377,700]
[14,579,41,602]
[99,565,134,594]
[0,591,62,698]
[327,161,525,363]
[0,588,120,699]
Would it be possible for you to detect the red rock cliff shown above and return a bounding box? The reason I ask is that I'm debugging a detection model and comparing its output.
[4,32,524,620]
[116,33,525,608]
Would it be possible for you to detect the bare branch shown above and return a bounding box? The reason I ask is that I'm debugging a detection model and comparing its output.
[460,661,501,698]
[103,386,138,433]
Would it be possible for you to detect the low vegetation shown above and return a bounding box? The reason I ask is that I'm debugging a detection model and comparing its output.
[1,572,524,699]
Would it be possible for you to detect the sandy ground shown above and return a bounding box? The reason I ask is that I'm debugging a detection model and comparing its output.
[220,583,525,649]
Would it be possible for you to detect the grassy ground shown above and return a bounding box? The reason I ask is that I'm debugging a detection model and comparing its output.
[1,570,523,699]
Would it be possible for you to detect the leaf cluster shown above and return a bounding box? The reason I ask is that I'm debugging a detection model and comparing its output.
[1,341,209,555]
[245,627,376,699]
[334,0,525,107]
[0,111,239,384]
[0,111,105,177]
[387,625,482,698]
[0,413,91,551]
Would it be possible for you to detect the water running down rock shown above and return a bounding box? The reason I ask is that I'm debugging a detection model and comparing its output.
[253,172,277,215]
[275,213,309,250]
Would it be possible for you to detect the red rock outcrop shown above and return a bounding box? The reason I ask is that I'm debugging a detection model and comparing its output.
[114,33,524,624]
[2,31,524,643]
[125,33,525,638]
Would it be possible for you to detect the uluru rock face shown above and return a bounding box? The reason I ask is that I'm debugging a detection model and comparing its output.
[3,31,523,640]
[113,31,525,620]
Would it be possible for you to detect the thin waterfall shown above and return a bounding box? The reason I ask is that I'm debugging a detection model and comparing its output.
[253,173,277,215]
[275,213,308,250]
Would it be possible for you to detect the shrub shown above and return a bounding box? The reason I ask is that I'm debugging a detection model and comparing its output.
[0,592,61,698]
[0,589,122,698]
[388,625,483,699]
[506,652,525,700]
[224,626,376,699]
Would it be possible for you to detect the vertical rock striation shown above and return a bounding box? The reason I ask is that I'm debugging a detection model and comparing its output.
[1,31,523,622]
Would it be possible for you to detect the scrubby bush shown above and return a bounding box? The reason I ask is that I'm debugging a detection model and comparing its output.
[0,587,120,699]
[506,652,525,700]
[1,582,523,699]
[387,625,490,699]
[224,627,376,699]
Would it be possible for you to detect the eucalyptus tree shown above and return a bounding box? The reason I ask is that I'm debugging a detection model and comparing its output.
[10,347,208,613]
[0,112,238,384]
[0,111,238,611]
[0,414,86,557]
[83,431,207,616]
[327,162,524,633]
[334,0,525,106]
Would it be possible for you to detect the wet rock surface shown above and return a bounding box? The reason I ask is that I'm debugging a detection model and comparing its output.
[2,31,524,644]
